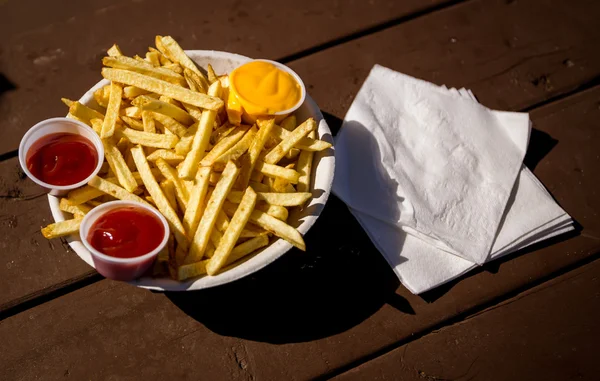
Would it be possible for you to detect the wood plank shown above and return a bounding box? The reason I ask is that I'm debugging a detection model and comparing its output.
[2,84,599,380]
[0,0,453,155]
[289,0,600,119]
[0,157,95,311]
[333,259,600,381]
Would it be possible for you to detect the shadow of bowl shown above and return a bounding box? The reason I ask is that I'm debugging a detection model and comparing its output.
[166,195,410,344]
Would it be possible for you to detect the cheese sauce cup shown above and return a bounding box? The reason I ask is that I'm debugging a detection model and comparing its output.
[19,117,104,196]
[228,59,306,124]
[80,201,170,281]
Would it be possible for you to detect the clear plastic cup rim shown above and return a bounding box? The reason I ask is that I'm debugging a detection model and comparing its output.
[79,200,170,264]
[18,117,105,191]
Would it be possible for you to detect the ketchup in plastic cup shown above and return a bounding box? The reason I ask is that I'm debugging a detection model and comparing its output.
[80,201,170,281]
[19,118,104,196]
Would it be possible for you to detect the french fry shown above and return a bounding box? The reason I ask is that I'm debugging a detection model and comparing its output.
[181,102,203,122]
[210,123,236,145]
[102,137,138,192]
[183,68,208,94]
[235,118,274,190]
[296,130,316,192]
[107,44,123,57]
[250,171,264,183]
[227,234,269,263]
[93,87,110,108]
[149,46,172,65]
[102,56,186,86]
[160,180,178,212]
[269,120,331,151]
[88,176,148,205]
[59,198,92,217]
[117,128,179,149]
[41,218,83,239]
[182,166,211,237]
[146,149,185,165]
[264,118,316,164]
[214,209,230,232]
[178,81,222,179]
[133,96,194,125]
[159,36,209,84]
[186,161,239,263]
[254,161,300,183]
[100,82,122,138]
[285,148,301,161]
[146,51,160,67]
[131,145,188,252]
[174,122,198,156]
[176,233,269,280]
[214,126,256,164]
[158,95,182,107]
[152,113,188,137]
[66,185,105,205]
[227,191,310,206]
[155,158,189,209]
[121,116,144,131]
[209,228,223,249]
[207,63,218,84]
[141,110,156,133]
[176,258,209,280]
[184,71,201,92]
[207,187,257,275]
[163,63,183,74]
[223,202,305,250]
[249,181,270,192]
[271,163,296,193]
[124,86,151,99]
[209,172,221,185]
[199,125,249,167]
[256,202,288,221]
[68,101,105,126]
[123,106,142,118]
[102,68,223,110]
[61,98,74,108]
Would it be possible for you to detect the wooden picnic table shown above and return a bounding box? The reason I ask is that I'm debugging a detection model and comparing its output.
[1,0,599,379]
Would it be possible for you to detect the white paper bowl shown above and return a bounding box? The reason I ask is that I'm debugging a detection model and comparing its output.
[48,50,335,291]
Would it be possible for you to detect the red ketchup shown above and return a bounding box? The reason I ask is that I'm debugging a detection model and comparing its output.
[26,133,98,186]
[87,207,165,259]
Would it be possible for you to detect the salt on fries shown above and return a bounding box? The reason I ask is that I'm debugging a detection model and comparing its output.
[40,36,331,280]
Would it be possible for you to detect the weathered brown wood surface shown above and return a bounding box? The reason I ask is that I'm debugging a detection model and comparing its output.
[334,258,600,381]
[1,0,599,380]
[0,0,453,155]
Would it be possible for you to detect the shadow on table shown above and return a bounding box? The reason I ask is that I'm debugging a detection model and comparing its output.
[166,195,411,344]
[166,112,414,343]
[524,128,558,171]
[0,73,16,99]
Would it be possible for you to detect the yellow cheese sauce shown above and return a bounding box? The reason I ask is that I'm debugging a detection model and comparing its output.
[229,61,302,116]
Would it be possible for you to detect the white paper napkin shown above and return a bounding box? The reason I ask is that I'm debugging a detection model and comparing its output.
[334,65,526,264]
[333,65,573,294]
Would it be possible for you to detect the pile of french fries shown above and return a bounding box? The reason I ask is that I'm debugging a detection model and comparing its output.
[41,36,331,280]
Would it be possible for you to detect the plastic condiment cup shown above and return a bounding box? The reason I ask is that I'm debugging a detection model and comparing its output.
[18,117,104,197]
[230,59,306,124]
[79,201,170,281]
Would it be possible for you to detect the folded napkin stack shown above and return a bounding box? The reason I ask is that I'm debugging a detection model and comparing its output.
[333,65,573,294]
